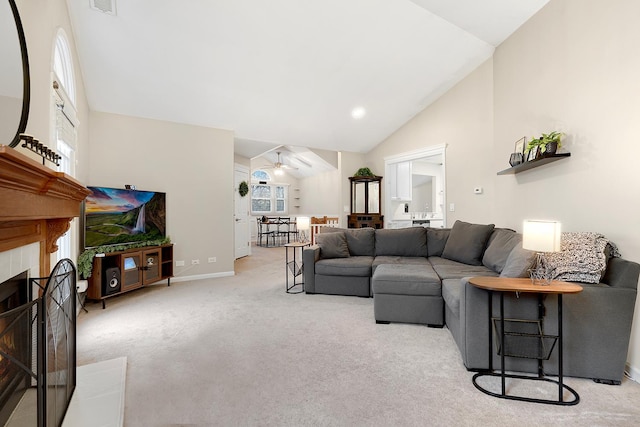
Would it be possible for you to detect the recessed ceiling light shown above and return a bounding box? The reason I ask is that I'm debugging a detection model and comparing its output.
[351,106,366,120]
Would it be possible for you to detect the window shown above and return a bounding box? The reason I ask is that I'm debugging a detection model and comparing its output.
[252,170,271,181]
[250,170,288,215]
[52,30,77,261]
[53,30,75,105]
[251,184,272,213]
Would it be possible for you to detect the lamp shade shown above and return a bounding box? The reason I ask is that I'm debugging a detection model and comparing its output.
[296,216,310,231]
[522,220,561,252]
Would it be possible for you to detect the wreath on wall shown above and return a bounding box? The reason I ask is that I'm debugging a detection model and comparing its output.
[238,181,249,197]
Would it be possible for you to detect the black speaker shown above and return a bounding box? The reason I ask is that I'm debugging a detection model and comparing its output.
[103,267,121,296]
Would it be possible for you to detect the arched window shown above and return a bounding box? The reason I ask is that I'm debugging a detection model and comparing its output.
[52,29,78,261]
[251,170,271,181]
[53,30,75,104]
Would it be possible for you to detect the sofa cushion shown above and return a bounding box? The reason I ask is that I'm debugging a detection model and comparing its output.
[372,256,431,274]
[315,256,373,277]
[372,264,440,296]
[500,245,536,278]
[346,228,376,256]
[375,228,428,257]
[429,257,497,280]
[482,229,522,273]
[427,227,450,257]
[442,221,495,266]
[316,232,350,259]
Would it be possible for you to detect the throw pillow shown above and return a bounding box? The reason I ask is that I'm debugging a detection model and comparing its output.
[426,227,450,257]
[315,232,350,259]
[482,228,522,273]
[500,245,536,278]
[441,220,495,265]
[345,228,375,257]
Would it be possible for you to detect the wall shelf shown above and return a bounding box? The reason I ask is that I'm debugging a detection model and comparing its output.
[497,153,571,175]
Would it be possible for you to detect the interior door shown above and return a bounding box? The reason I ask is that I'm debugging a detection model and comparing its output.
[234,165,251,259]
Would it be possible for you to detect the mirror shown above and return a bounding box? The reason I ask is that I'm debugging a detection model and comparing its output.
[1,0,30,147]
[368,181,379,214]
[353,182,365,213]
[410,156,443,218]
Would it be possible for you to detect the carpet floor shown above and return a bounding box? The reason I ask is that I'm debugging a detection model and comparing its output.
[76,244,640,426]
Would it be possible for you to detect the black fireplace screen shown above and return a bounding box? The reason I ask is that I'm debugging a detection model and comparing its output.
[0,259,77,426]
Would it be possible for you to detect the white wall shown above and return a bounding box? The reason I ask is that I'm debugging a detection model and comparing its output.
[364,0,640,378]
[89,112,235,278]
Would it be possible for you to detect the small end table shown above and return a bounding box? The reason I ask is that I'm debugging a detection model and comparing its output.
[468,276,582,406]
[284,242,310,294]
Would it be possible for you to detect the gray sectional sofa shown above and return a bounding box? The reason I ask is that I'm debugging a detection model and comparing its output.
[302,221,640,384]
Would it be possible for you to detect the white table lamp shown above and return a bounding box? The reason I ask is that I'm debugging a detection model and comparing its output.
[522,220,561,285]
[296,216,310,243]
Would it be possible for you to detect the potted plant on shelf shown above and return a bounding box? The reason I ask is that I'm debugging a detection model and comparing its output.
[354,167,374,177]
[526,131,564,159]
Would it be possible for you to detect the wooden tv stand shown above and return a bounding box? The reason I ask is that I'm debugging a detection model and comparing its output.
[87,244,174,308]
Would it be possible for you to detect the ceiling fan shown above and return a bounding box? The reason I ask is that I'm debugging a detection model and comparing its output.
[262,151,298,174]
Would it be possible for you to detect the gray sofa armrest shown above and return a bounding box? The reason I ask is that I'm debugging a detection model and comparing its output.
[458,269,639,382]
[303,245,321,293]
[602,257,640,290]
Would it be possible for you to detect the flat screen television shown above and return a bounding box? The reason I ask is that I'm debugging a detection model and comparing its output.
[84,186,166,249]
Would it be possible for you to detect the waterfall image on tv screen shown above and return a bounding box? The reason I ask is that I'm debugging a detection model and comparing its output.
[84,186,166,248]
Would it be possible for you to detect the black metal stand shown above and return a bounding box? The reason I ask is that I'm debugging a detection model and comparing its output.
[285,242,309,294]
[472,291,579,406]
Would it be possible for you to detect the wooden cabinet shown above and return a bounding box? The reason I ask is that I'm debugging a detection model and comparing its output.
[348,175,384,229]
[87,244,174,307]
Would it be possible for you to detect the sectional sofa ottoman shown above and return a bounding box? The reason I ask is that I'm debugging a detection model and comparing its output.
[302,221,640,383]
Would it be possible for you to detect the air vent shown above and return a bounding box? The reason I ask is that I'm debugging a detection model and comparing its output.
[90,0,117,16]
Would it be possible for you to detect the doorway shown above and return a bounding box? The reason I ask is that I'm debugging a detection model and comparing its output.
[234,164,251,259]
[384,144,446,229]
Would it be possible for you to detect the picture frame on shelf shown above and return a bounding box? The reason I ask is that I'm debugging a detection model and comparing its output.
[514,137,526,156]
[527,146,539,162]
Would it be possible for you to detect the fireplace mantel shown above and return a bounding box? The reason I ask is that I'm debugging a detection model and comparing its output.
[0,145,90,274]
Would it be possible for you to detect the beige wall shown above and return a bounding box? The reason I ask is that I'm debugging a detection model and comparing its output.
[366,59,495,226]
[234,153,250,167]
[89,112,235,278]
[297,170,342,221]
[493,0,640,376]
[365,0,640,378]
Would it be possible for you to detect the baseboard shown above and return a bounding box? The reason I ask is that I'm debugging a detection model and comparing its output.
[626,362,640,383]
[170,271,235,283]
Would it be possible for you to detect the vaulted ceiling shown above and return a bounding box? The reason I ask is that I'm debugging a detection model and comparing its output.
[66,0,549,157]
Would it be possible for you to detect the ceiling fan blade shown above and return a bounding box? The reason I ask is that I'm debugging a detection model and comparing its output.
[281,164,298,170]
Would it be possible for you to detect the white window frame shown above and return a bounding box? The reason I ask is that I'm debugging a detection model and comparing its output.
[250,170,289,215]
[52,29,78,262]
